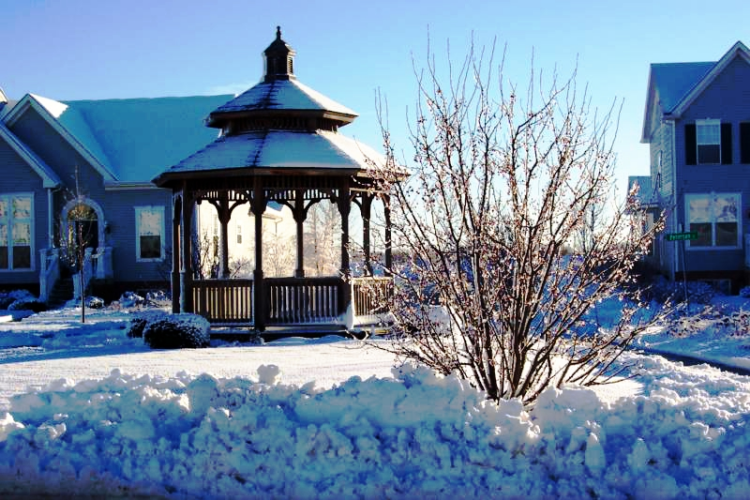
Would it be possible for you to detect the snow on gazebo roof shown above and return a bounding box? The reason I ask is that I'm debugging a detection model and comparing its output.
[207,78,357,126]
[156,129,385,178]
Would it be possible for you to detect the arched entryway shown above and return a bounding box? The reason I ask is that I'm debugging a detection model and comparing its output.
[60,197,106,252]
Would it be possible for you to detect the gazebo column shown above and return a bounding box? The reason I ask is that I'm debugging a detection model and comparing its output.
[293,189,307,278]
[361,194,373,276]
[180,186,194,313]
[384,194,393,276]
[171,194,181,313]
[217,194,231,279]
[251,180,267,331]
[337,179,352,310]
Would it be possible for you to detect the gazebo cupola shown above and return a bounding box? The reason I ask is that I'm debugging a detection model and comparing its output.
[153,28,405,333]
[264,26,296,82]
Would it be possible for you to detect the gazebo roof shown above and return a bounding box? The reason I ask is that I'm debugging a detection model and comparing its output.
[153,129,385,183]
[153,28,402,188]
[207,78,357,128]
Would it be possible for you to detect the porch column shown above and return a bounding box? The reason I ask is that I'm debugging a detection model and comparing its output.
[171,194,181,313]
[361,193,373,276]
[384,194,392,276]
[251,180,267,331]
[338,179,352,310]
[47,188,55,248]
[180,186,194,313]
[293,189,306,278]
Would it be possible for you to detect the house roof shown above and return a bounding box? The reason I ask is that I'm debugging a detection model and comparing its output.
[153,129,386,184]
[627,175,658,208]
[642,41,750,142]
[0,122,61,188]
[3,93,233,185]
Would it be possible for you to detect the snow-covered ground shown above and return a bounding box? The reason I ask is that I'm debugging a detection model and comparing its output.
[0,298,749,498]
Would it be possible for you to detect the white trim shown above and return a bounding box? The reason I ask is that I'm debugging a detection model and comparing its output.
[60,197,106,249]
[0,192,36,272]
[696,119,721,164]
[135,205,165,262]
[685,192,742,250]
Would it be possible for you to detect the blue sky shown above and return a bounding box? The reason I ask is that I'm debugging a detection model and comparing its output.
[2,0,749,193]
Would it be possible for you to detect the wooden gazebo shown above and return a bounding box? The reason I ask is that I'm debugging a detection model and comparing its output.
[153,28,402,332]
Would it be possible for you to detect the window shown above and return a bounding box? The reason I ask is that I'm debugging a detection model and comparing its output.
[686,193,741,248]
[685,120,732,165]
[135,206,164,261]
[237,224,242,244]
[0,194,33,270]
[741,122,750,164]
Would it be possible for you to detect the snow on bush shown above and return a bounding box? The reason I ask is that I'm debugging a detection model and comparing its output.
[0,289,35,309]
[0,363,748,498]
[7,299,47,313]
[126,310,168,338]
[143,313,210,349]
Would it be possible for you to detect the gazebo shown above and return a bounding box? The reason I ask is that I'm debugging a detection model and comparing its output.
[152,28,402,332]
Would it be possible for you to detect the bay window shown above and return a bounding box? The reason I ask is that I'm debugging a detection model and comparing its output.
[686,193,740,248]
[0,194,34,270]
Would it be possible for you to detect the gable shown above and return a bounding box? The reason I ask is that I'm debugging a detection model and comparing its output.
[0,123,60,188]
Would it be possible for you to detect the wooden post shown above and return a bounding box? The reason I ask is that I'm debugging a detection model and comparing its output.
[362,193,373,276]
[383,194,392,276]
[338,178,352,312]
[252,180,267,331]
[293,188,306,278]
[218,194,231,279]
[180,186,194,313]
[171,194,181,313]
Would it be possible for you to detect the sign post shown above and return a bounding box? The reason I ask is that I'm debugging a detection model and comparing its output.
[666,231,697,310]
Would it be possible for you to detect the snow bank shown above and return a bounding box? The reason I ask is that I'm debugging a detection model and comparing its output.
[1,362,749,499]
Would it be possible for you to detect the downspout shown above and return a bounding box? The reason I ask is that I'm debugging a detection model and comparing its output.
[670,119,678,281]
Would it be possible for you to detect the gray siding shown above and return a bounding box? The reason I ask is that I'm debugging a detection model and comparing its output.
[674,57,750,274]
[9,107,173,287]
[0,138,47,286]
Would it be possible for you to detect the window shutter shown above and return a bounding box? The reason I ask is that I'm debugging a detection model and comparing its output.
[721,123,732,164]
[685,124,697,165]
[741,122,750,164]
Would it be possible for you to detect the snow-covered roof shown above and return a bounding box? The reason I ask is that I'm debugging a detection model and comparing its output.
[61,95,233,183]
[209,79,357,124]
[650,62,714,114]
[628,175,658,208]
[4,93,233,185]
[156,129,385,181]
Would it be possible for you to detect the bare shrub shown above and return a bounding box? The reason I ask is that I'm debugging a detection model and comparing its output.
[377,40,668,404]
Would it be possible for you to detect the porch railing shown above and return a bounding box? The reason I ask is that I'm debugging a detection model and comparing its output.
[265,277,343,324]
[193,279,254,323]
[38,248,60,303]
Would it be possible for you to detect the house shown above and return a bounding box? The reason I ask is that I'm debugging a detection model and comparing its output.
[635,41,750,293]
[0,86,234,301]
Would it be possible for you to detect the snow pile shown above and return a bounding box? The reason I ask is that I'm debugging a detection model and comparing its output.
[1,362,749,498]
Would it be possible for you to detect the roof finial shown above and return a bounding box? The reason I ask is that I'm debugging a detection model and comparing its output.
[276,26,282,40]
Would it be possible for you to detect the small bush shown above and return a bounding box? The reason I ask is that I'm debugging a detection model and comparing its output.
[739,286,750,299]
[126,310,168,338]
[0,290,35,309]
[119,292,145,308]
[0,297,16,309]
[8,299,47,312]
[143,313,210,349]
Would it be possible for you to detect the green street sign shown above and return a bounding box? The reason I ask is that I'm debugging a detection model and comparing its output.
[666,231,698,241]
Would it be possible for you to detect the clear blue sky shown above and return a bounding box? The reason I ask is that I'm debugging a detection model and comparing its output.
[2,0,749,193]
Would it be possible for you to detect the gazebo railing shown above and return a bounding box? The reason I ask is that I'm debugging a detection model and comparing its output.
[190,276,393,327]
[265,277,344,324]
[192,279,254,323]
[351,277,392,317]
